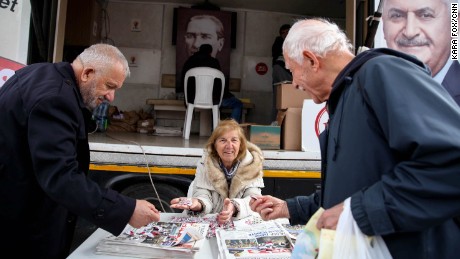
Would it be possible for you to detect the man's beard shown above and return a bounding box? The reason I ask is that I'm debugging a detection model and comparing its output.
[80,80,99,111]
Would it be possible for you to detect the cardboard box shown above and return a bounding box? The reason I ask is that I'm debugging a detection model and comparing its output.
[276,83,311,109]
[279,108,303,150]
[246,125,280,150]
[301,99,329,155]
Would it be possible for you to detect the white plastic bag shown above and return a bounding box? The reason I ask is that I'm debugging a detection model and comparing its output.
[332,198,392,259]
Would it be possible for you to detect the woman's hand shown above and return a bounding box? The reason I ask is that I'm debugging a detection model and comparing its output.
[217,198,235,224]
[170,197,202,212]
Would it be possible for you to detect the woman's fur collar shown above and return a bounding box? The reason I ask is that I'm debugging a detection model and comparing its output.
[204,142,264,198]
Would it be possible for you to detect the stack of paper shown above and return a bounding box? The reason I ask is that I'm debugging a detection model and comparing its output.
[170,214,235,238]
[95,221,209,259]
[216,220,294,259]
[280,223,304,243]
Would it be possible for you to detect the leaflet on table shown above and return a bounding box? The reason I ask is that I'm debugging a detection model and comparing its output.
[127,221,206,249]
[170,214,235,238]
[95,221,209,258]
[216,220,294,259]
[280,223,304,242]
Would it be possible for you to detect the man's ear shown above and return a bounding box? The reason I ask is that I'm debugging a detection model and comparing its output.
[80,67,95,83]
[382,26,388,41]
[302,50,319,70]
[218,38,224,52]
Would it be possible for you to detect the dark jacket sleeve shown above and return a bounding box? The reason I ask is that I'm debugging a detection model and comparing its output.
[181,60,193,93]
[212,59,221,70]
[286,191,321,225]
[29,90,135,236]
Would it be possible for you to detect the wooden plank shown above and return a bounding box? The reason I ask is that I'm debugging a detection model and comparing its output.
[146,99,253,123]
[146,99,254,109]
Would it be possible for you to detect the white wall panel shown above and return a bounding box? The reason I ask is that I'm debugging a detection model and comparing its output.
[106,2,163,49]
[119,47,161,85]
[242,56,272,92]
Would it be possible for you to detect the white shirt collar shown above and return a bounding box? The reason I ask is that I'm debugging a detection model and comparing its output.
[433,59,453,84]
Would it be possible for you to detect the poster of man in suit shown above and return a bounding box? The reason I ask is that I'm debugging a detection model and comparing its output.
[175,8,232,97]
[374,0,459,105]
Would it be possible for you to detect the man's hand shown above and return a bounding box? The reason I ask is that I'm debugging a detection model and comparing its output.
[316,202,343,230]
[128,200,160,228]
[249,195,289,221]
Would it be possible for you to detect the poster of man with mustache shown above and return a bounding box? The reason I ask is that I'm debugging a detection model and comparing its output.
[375,0,459,106]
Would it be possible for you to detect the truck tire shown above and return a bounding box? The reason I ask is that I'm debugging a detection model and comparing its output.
[121,183,184,213]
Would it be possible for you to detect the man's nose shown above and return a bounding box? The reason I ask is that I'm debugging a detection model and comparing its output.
[105,90,115,102]
[193,38,204,48]
[403,13,421,39]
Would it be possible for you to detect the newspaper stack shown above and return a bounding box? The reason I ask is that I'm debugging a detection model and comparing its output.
[170,214,235,238]
[216,220,294,259]
[280,223,304,244]
[95,221,209,259]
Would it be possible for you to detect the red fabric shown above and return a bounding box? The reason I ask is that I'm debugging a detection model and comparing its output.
[0,56,25,87]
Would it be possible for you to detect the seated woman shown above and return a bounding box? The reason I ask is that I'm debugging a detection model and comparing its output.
[170,119,264,223]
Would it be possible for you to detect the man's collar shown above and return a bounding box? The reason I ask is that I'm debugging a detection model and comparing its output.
[433,59,453,84]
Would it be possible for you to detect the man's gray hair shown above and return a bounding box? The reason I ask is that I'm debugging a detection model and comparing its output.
[283,18,353,65]
[77,44,130,78]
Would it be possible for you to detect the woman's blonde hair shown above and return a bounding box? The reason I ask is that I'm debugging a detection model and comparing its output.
[205,119,248,162]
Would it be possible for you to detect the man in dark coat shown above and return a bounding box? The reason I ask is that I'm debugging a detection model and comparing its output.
[0,44,160,259]
[250,18,460,259]
[180,44,242,123]
[441,60,460,105]
[270,24,292,122]
[271,24,291,65]
[180,43,221,98]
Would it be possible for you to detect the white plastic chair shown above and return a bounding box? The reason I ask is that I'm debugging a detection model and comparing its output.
[183,67,225,139]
